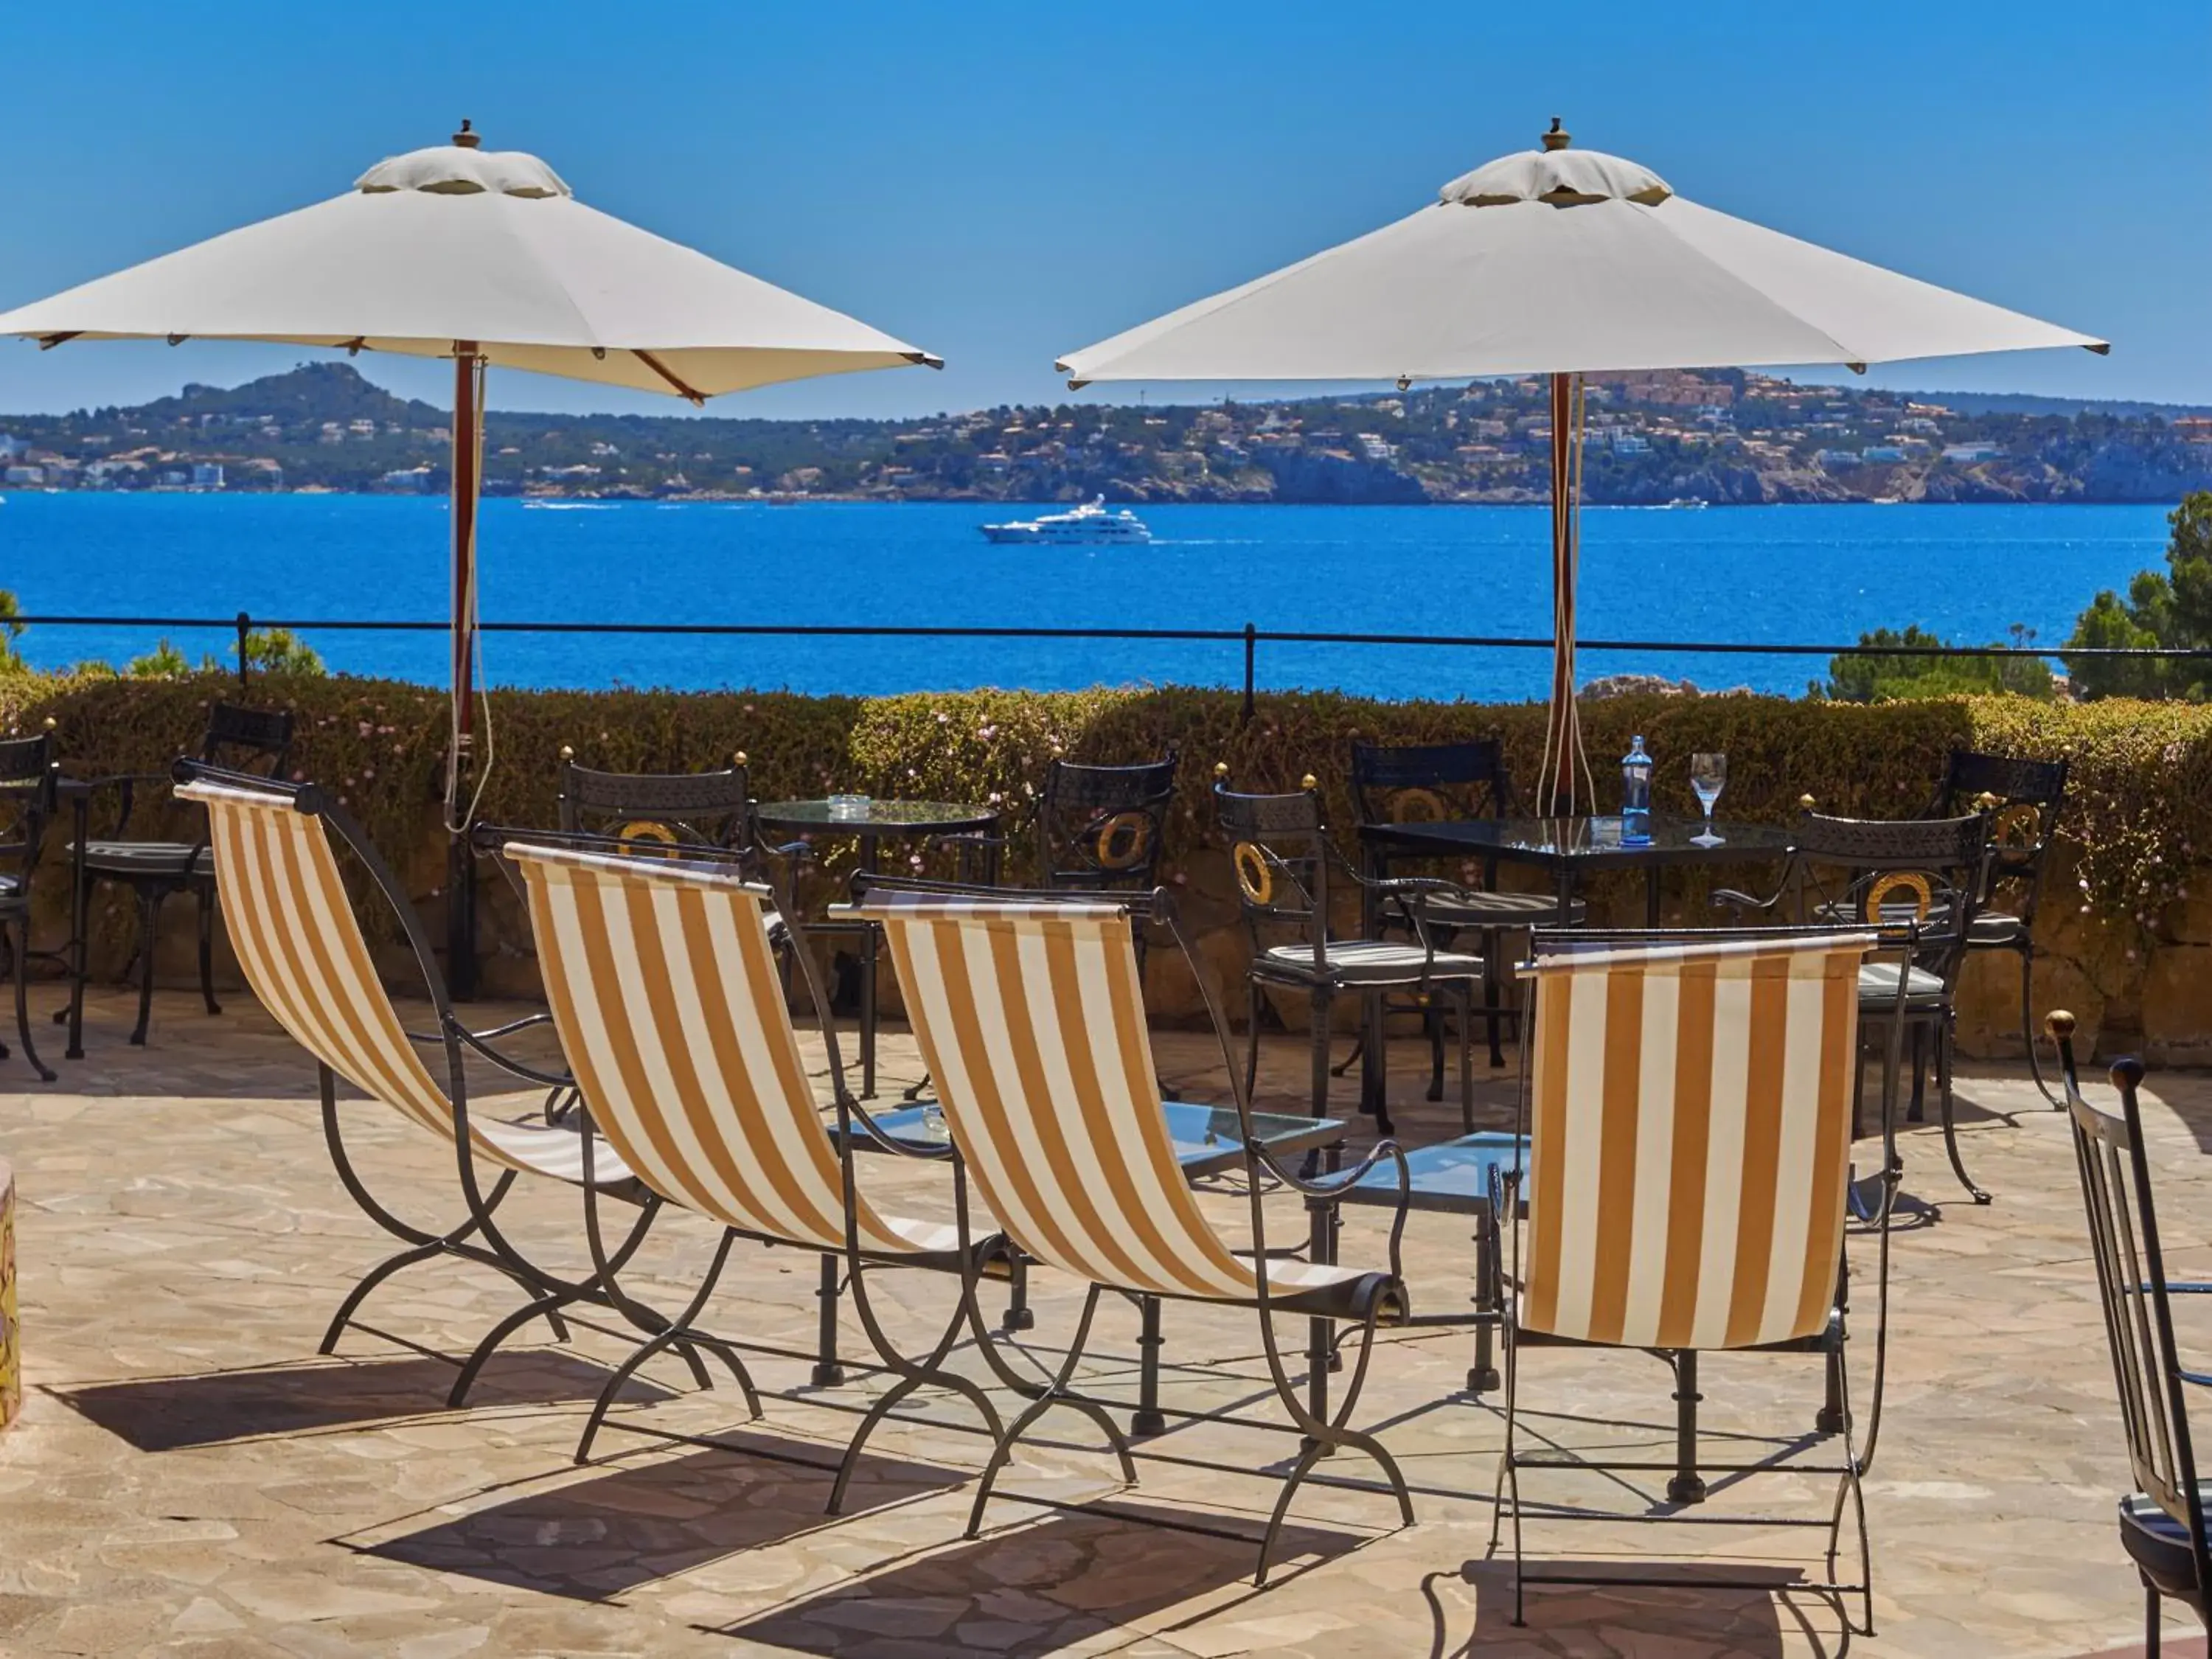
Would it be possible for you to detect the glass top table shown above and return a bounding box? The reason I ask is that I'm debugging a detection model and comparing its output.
[1361,813,1798,925]
[754,798,1001,1099]
[755,799,1000,836]
[838,1098,1346,1179]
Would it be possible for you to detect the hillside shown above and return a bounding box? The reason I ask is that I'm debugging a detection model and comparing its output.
[2,361,2208,506]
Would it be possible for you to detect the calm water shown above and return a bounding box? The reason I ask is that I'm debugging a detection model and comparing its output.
[0,493,2169,700]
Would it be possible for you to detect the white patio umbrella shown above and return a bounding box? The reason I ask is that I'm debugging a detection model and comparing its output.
[0,122,940,829]
[1058,122,2107,810]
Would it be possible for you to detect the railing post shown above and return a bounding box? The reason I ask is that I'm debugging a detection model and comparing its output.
[235,611,251,695]
[1242,622,1257,725]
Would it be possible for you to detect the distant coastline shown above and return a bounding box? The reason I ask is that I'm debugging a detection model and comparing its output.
[4,361,2208,508]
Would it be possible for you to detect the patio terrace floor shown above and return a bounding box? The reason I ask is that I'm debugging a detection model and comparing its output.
[0,987,2206,1658]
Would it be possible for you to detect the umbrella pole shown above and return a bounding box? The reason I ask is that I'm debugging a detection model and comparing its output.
[445,344,483,999]
[1538,372,1590,815]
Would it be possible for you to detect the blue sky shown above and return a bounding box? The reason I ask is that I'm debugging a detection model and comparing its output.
[0,1,2202,420]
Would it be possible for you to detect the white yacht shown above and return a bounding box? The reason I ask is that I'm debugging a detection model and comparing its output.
[979,496,1151,546]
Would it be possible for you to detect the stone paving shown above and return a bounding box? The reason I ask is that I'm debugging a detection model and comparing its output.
[0,986,2208,1656]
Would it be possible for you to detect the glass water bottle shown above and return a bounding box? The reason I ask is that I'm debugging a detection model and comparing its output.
[1621,735,1654,846]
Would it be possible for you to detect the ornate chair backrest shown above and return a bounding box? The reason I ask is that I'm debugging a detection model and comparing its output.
[510,841,912,1252]
[1349,738,1514,828]
[1214,777,1332,973]
[2063,1043,2211,1590]
[200,702,295,776]
[852,888,1267,1302]
[555,751,755,855]
[173,768,535,1177]
[1928,748,2068,922]
[0,731,56,884]
[1790,811,1989,985]
[1034,752,1178,891]
[1518,929,1875,1349]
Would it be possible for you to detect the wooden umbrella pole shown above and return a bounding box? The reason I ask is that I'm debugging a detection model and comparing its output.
[1540,370,1587,814]
[445,344,484,998]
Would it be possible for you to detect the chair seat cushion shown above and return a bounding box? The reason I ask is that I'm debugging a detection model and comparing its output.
[1969,910,2027,946]
[78,841,212,879]
[475,1116,644,1197]
[2120,1490,2212,1603]
[1260,940,1484,985]
[1419,889,1588,928]
[1857,961,1947,1003]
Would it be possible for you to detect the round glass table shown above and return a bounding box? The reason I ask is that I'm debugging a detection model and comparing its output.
[754,799,999,1097]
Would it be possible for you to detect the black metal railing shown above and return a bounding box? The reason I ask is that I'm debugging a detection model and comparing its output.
[11,610,2211,718]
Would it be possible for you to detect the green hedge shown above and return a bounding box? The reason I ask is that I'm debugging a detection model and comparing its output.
[1,669,2195,938]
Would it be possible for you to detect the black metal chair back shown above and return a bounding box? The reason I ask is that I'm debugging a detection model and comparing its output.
[555,749,757,854]
[0,731,57,887]
[201,702,295,777]
[1790,811,1990,988]
[1349,738,1515,829]
[1214,776,1333,975]
[1034,752,1178,892]
[2056,1027,2212,1618]
[1927,748,2067,918]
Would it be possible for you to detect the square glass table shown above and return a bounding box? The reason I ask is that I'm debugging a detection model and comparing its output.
[831,1097,1349,1432]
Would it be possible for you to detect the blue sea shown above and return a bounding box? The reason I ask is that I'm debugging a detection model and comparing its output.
[0,493,2171,702]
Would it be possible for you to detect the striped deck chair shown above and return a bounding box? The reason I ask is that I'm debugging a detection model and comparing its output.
[173,765,686,1410]
[510,841,1009,1498]
[849,885,1416,1587]
[1487,928,1891,1635]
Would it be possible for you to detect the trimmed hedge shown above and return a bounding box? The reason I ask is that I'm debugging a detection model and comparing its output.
[0,668,2194,942]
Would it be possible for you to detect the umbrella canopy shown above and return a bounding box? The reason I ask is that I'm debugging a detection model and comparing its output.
[0,123,939,996]
[0,131,940,396]
[1058,124,2107,808]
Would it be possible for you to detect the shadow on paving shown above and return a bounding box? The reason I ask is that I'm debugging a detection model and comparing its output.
[721,1502,1366,1658]
[1452,1559,1844,1657]
[363,1437,964,1600]
[54,1349,668,1452]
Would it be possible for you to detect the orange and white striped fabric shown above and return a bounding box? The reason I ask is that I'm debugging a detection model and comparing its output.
[176,779,628,1186]
[852,894,1371,1305]
[1519,932,1875,1351]
[512,843,960,1256]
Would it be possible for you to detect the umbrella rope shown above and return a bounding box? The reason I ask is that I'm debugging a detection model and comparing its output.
[444,355,495,835]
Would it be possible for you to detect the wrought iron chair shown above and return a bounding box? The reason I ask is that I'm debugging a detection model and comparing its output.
[1349,738,1586,1073]
[851,883,1413,1587]
[509,839,1009,1495]
[1927,749,2068,1105]
[1716,809,1992,1204]
[173,762,703,1410]
[77,701,293,1046]
[1488,927,1897,1635]
[0,729,59,1082]
[1217,768,1484,1135]
[555,745,759,853]
[2053,1014,2212,1655]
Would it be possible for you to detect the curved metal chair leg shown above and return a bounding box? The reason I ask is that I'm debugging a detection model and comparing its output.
[1425,998,1445,1103]
[319,1239,444,1353]
[10,918,55,1082]
[131,887,164,1046]
[2017,945,2062,1107]
[1938,1046,1991,1205]
[1245,985,1263,1104]
[577,1323,762,1464]
[195,883,222,1016]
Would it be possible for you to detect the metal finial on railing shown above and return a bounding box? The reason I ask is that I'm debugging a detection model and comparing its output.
[1301,773,1318,792]
[558,744,574,762]
[1214,761,1230,781]
[733,751,748,767]
[1798,793,1818,811]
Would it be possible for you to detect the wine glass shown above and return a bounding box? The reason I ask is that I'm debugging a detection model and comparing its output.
[1690,753,1727,846]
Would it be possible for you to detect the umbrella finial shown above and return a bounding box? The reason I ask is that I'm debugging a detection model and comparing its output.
[1542,117,1571,152]
[453,119,481,150]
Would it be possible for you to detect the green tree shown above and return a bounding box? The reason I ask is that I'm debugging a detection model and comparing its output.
[2066,491,2212,699]
[127,639,193,678]
[0,590,24,672]
[1818,624,2053,703]
[238,627,325,677]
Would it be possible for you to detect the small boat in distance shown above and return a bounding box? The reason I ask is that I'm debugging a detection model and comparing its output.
[1663,496,1709,509]
[980,496,1151,546]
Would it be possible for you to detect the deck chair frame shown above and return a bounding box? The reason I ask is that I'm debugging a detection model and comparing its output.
[173,760,711,1410]
[1486,925,1906,1636]
[506,832,1018,1504]
[848,873,1416,1586]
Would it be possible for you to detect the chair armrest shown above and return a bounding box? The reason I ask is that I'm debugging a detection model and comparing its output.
[832,1093,956,1163]
[1710,886,1780,916]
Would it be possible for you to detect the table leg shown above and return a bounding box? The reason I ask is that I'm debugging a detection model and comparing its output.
[858,832,880,1099]
[67,793,88,1060]
[1133,1295,1166,1437]
[812,1252,844,1386]
[1668,1349,1706,1503]
[1359,841,1385,1119]
[1646,866,1662,928]
[1001,1253,1034,1332]
[1304,1191,1332,1450]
